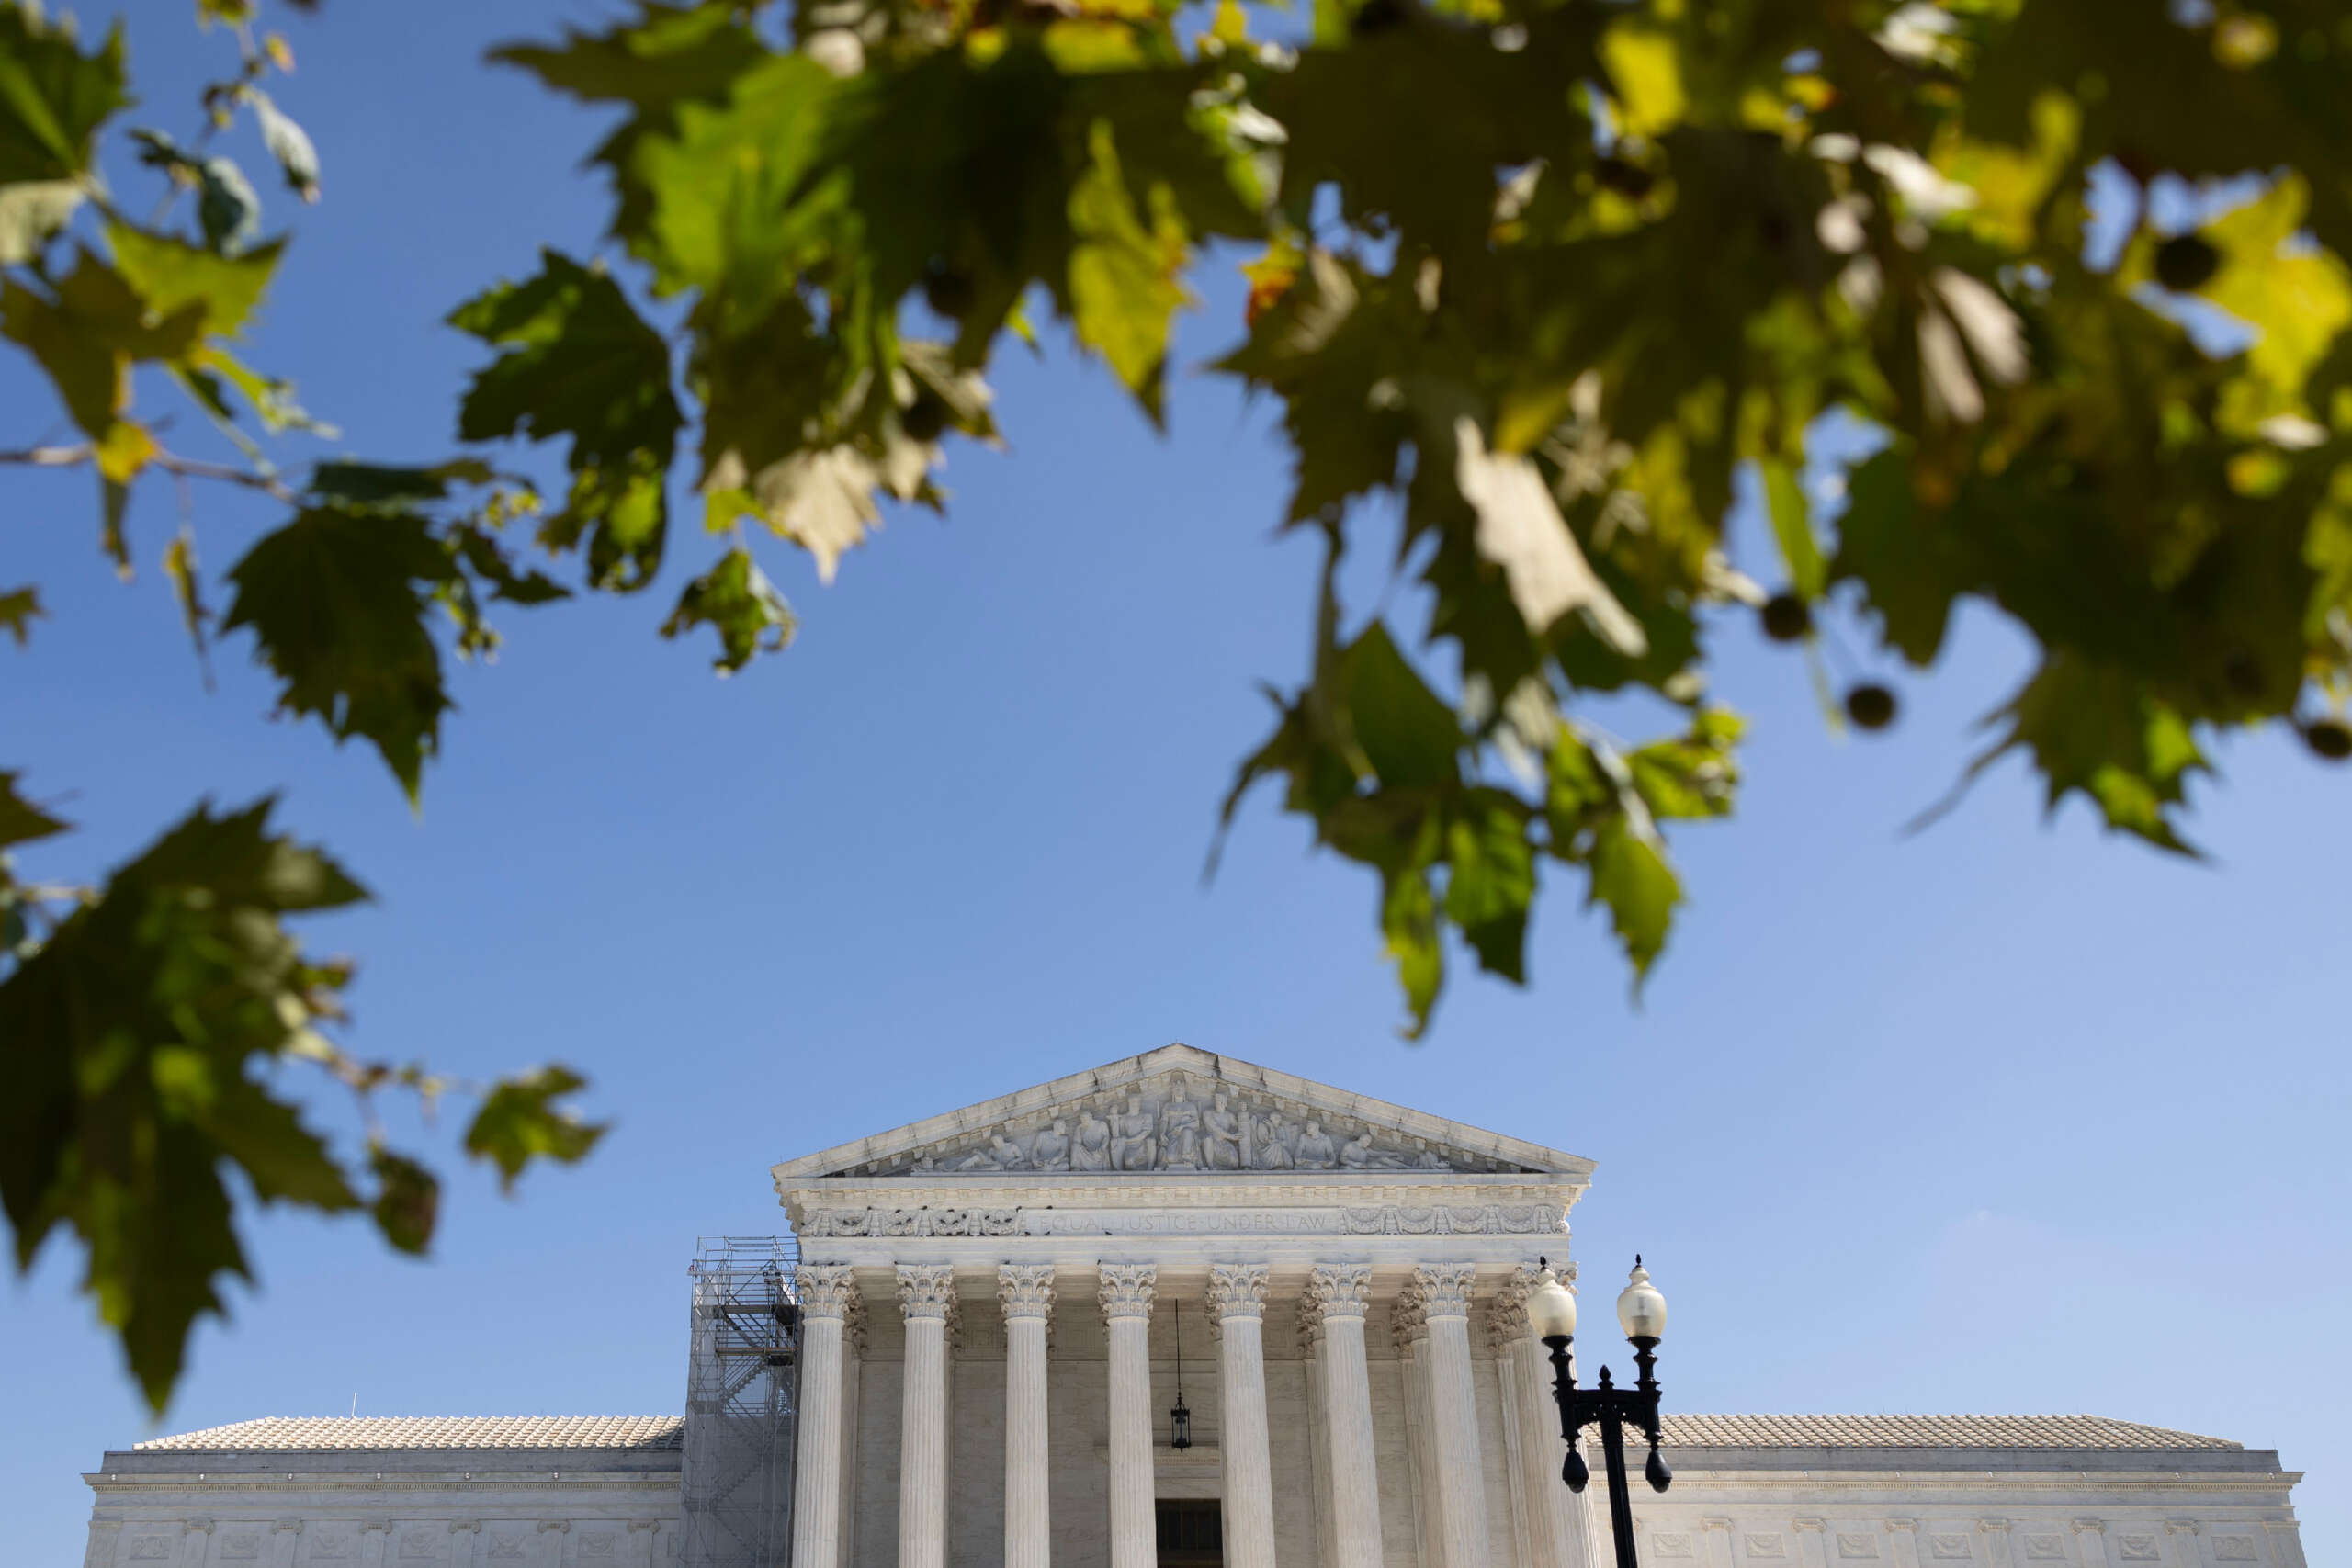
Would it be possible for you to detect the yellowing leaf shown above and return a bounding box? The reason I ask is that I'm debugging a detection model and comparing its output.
[1067,118,1190,423]
[1599,25,1685,141]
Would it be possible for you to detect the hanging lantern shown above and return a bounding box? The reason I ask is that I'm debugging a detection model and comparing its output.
[1170,1300,1193,1451]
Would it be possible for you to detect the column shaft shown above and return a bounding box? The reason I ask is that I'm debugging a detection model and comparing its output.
[1307,1265,1385,1568]
[1100,1264,1159,1568]
[1508,1335,1581,1568]
[1415,1265,1494,1568]
[1001,1265,1057,1568]
[896,1266,957,1568]
[1208,1265,1275,1568]
[790,1265,859,1568]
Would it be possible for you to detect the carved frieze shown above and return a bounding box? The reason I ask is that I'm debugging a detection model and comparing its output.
[840,1071,1513,1177]
[796,1201,1566,1238]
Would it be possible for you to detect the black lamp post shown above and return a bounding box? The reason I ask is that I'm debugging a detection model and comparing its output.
[1525,1257,1671,1568]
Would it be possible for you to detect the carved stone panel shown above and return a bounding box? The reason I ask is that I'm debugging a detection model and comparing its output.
[398,1529,438,1560]
[1838,1534,1882,1559]
[579,1533,619,1559]
[1927,1537,1975,1561]
[128,1539,174,1561]
[220,1533,264,1562]
[846,1070,1510,1175]
[2115,1540,2160,1563]
[2021,1538,2066,1561]
[2212,1540,2258,1562]
[484,1535,526,1562]
[1652,1534,1696,1559]
[1745,1534,1788,1558]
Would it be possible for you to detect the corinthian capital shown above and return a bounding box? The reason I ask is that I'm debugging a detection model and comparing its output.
[1205,1264,1270,1321]
[1408,1262,1478,1318]
[897,1264,959,1322]
[1098,1262,1158,1321]
[797,1263,861,1320]
[1306,1263,1372,1321]
[999,1264,1057,1321]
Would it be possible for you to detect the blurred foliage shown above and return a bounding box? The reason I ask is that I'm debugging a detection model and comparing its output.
[6,0,2352,1404]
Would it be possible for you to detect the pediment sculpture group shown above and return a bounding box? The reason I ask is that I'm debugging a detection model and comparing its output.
[900,1078,1454,1174]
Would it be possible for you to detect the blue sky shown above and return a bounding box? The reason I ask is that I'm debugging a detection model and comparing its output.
[5,3,2346,1563]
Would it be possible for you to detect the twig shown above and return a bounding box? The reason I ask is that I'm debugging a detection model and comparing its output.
[0,442,300,504]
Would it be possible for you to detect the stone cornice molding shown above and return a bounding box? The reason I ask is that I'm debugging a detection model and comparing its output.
[896,1264,960,1325]
[1306,1263,1372,1322]
[1408,1261,1478,1318]
[1098,1262,1158,1321]
[998,1263,1057,1321]
[796,1263,861,1320]
[1205,1263,1269,1321]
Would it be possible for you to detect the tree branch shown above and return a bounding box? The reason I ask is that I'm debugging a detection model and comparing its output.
[0,442,300,504]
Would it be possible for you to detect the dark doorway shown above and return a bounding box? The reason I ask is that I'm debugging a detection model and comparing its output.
[1155,1498,1223,1567]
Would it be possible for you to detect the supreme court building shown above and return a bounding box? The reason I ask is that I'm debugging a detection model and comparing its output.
[81,1046,2309,1568]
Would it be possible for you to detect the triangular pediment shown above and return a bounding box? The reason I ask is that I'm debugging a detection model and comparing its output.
[771,1044,1590,1180]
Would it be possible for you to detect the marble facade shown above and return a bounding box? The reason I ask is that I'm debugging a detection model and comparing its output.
[83,1046,2310,1568]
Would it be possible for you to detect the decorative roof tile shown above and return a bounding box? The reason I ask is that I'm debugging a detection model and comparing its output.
[133,1416,684,1452]
[1659,1414,2236,1450]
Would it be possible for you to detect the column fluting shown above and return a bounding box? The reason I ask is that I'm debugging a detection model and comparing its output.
[1306,1263,1385,1568]
[1495,1264,1583,1568]
[1207,1265,1276,1568]
[896,1265,958,1568]
[1000,1265,1057,1568]
[1413,1263,1495,1568]
[1100,1263,1159,1568]
[789,1264,862,1568]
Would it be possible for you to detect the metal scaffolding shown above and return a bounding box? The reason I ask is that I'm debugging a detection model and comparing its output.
[681,1236,801,1568]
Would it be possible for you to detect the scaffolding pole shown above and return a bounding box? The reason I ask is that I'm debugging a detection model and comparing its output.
[681,1236,801,1568]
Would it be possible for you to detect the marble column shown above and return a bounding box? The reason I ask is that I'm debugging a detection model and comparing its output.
[1000,1265,1057,1568]
[1395,1297,1441,1568]
[1795,1517,1830,1568]
[537,1519,570,1568]
[358,1520,390,1568]
[1413,1263,1494,1568]
[1298,1311,1337,1568]
[182,1518,216,1568]
[897,1265,959,1568]
[448,1522,480,1568]
[1885,1517,1924,1568]
[790,1263,862,1568]
[1702,1518,1736,1568]
[2164,1521,2205,1568]
[269,1520,300,1568]
[1979,1518,2018,1568]
[1306,1264,1385,1568]
[1494,1267,1580,1568]
[1207,1265,1276,1568]
[1100,1263,1159,1568]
